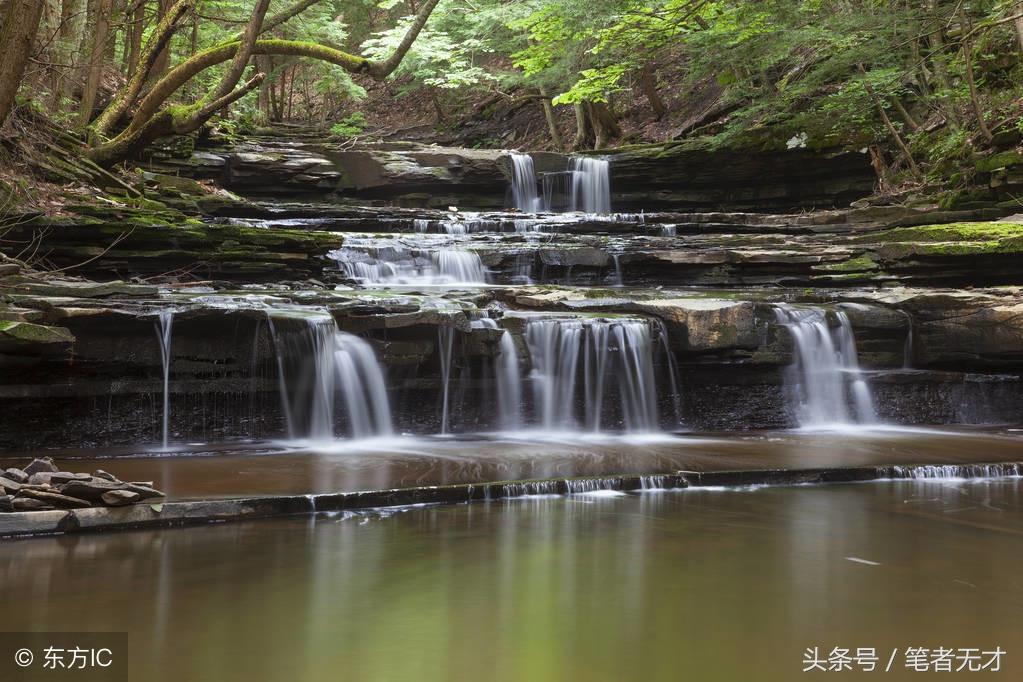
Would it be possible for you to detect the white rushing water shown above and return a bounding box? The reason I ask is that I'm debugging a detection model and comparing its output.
[510,153,542,212]
[328,239,488,285]
[267,312,393,441]
[569,157,612,214]
[474,318,523,431]
[774,305,877,428]
[154,310,174,449]
[524,317,659,432]
[507,153,612,214]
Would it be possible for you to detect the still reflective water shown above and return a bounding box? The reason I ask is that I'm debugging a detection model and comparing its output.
[2,479,1021,680]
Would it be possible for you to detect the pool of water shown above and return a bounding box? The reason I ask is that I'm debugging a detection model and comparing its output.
[2,478,1021,680]
[2,426,1020,500]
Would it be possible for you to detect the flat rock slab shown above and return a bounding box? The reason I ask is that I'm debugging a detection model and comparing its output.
[2,461,1020,539]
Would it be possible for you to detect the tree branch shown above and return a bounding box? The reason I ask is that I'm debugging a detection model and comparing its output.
[365,0,441,79]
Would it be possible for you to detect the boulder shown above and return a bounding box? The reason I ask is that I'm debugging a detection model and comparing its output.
[12,497,55,511]
[23,457,58,475]
[28,471,91,486]
[0,494,13,512]
[59,478,127,502]
[634,299,761,352]
[3,468,28,483]
[0,476,24,493]
[100,490,141,506]
[18,488,92,509]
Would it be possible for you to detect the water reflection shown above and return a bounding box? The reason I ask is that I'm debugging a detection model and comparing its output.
[2,480,1022,680]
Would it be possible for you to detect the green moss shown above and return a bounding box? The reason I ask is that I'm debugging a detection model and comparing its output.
[0,321,75,345]
[855,222,1023,244]
[975,151,1023,173]
[819,254,879,272]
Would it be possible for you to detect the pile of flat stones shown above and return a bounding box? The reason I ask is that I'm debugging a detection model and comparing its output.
[0,457,164,513]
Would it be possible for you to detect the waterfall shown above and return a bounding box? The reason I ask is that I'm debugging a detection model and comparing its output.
[507,153,611,214]
[329,240,488,285]
[154,310,174,449]
[510,153,541,212]
[437,326,455,434]
[433,250,488,283]
[569,157,611,214]
[774,306,877,428]
[267,312,393,441]
[524,317,659,432]
[476,319,523,430]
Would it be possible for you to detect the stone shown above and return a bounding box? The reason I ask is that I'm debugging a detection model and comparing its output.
[23,457,58,475]
[18,489,92,509]
[4,468,29,483]
[101,490,141,506]
[0,510,69,534]
[0,476,24,493]
[59,478,127,501]
[28,471,91,486]
[0,495,13,512]
[92,470,120,482]
[12,497,54,511]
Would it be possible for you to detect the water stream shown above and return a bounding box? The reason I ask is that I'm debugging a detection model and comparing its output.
[774,305,877,428]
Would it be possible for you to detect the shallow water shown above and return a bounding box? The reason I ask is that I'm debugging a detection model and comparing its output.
[2,479,1021,680]
[3,427,1021,500]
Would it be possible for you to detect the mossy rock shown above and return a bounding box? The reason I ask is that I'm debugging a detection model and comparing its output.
[975,150,1023,173]
[0,320,75,345]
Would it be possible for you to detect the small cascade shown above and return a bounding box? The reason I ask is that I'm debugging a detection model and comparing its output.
[774,306,877,428]
[569,157,611,214]
[475,319,523,430]
[267,311,393,441]
[413,219,430,233]
[329,240,488,285]
[510,153,542,212]
[434,250,488,283]
[883,463,1023,480]
[154,310,174,449]
[524,317,659,432]
[506,154,611,214]
[437,325,455,434]
[902,311,914,368]
[660,225,677,237]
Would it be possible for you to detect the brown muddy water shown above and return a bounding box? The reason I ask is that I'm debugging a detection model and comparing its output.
[2,426,1021,500]
[2,478,1022,680]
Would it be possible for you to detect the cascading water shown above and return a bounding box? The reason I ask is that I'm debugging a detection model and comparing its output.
[437,325,455,434]
[569,157,611,214]
[154,310,174,449]
[506,153,611,214]
[475,318,523,430]
[774,305,877,428]
[267,311,393,441]
[524,317,659,432]
[329,239,488,285]
[510,153,542,212]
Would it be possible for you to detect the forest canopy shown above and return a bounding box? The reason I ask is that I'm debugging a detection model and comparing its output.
[0,0,1020,184]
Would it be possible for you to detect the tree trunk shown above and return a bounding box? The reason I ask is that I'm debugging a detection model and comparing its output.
[859,65,920,179]
[124,0,144,74]
[429,87,445,123]
[50,0,81,108]
[573,102,592,150]
[77,0,115,128]
[586,101,620,149]
[640,64,666,119]
[539,89,563,151]
[962,36,993,142]
[0,0,46,128]
[152,0,173,79]
[1015,2,1023,53]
